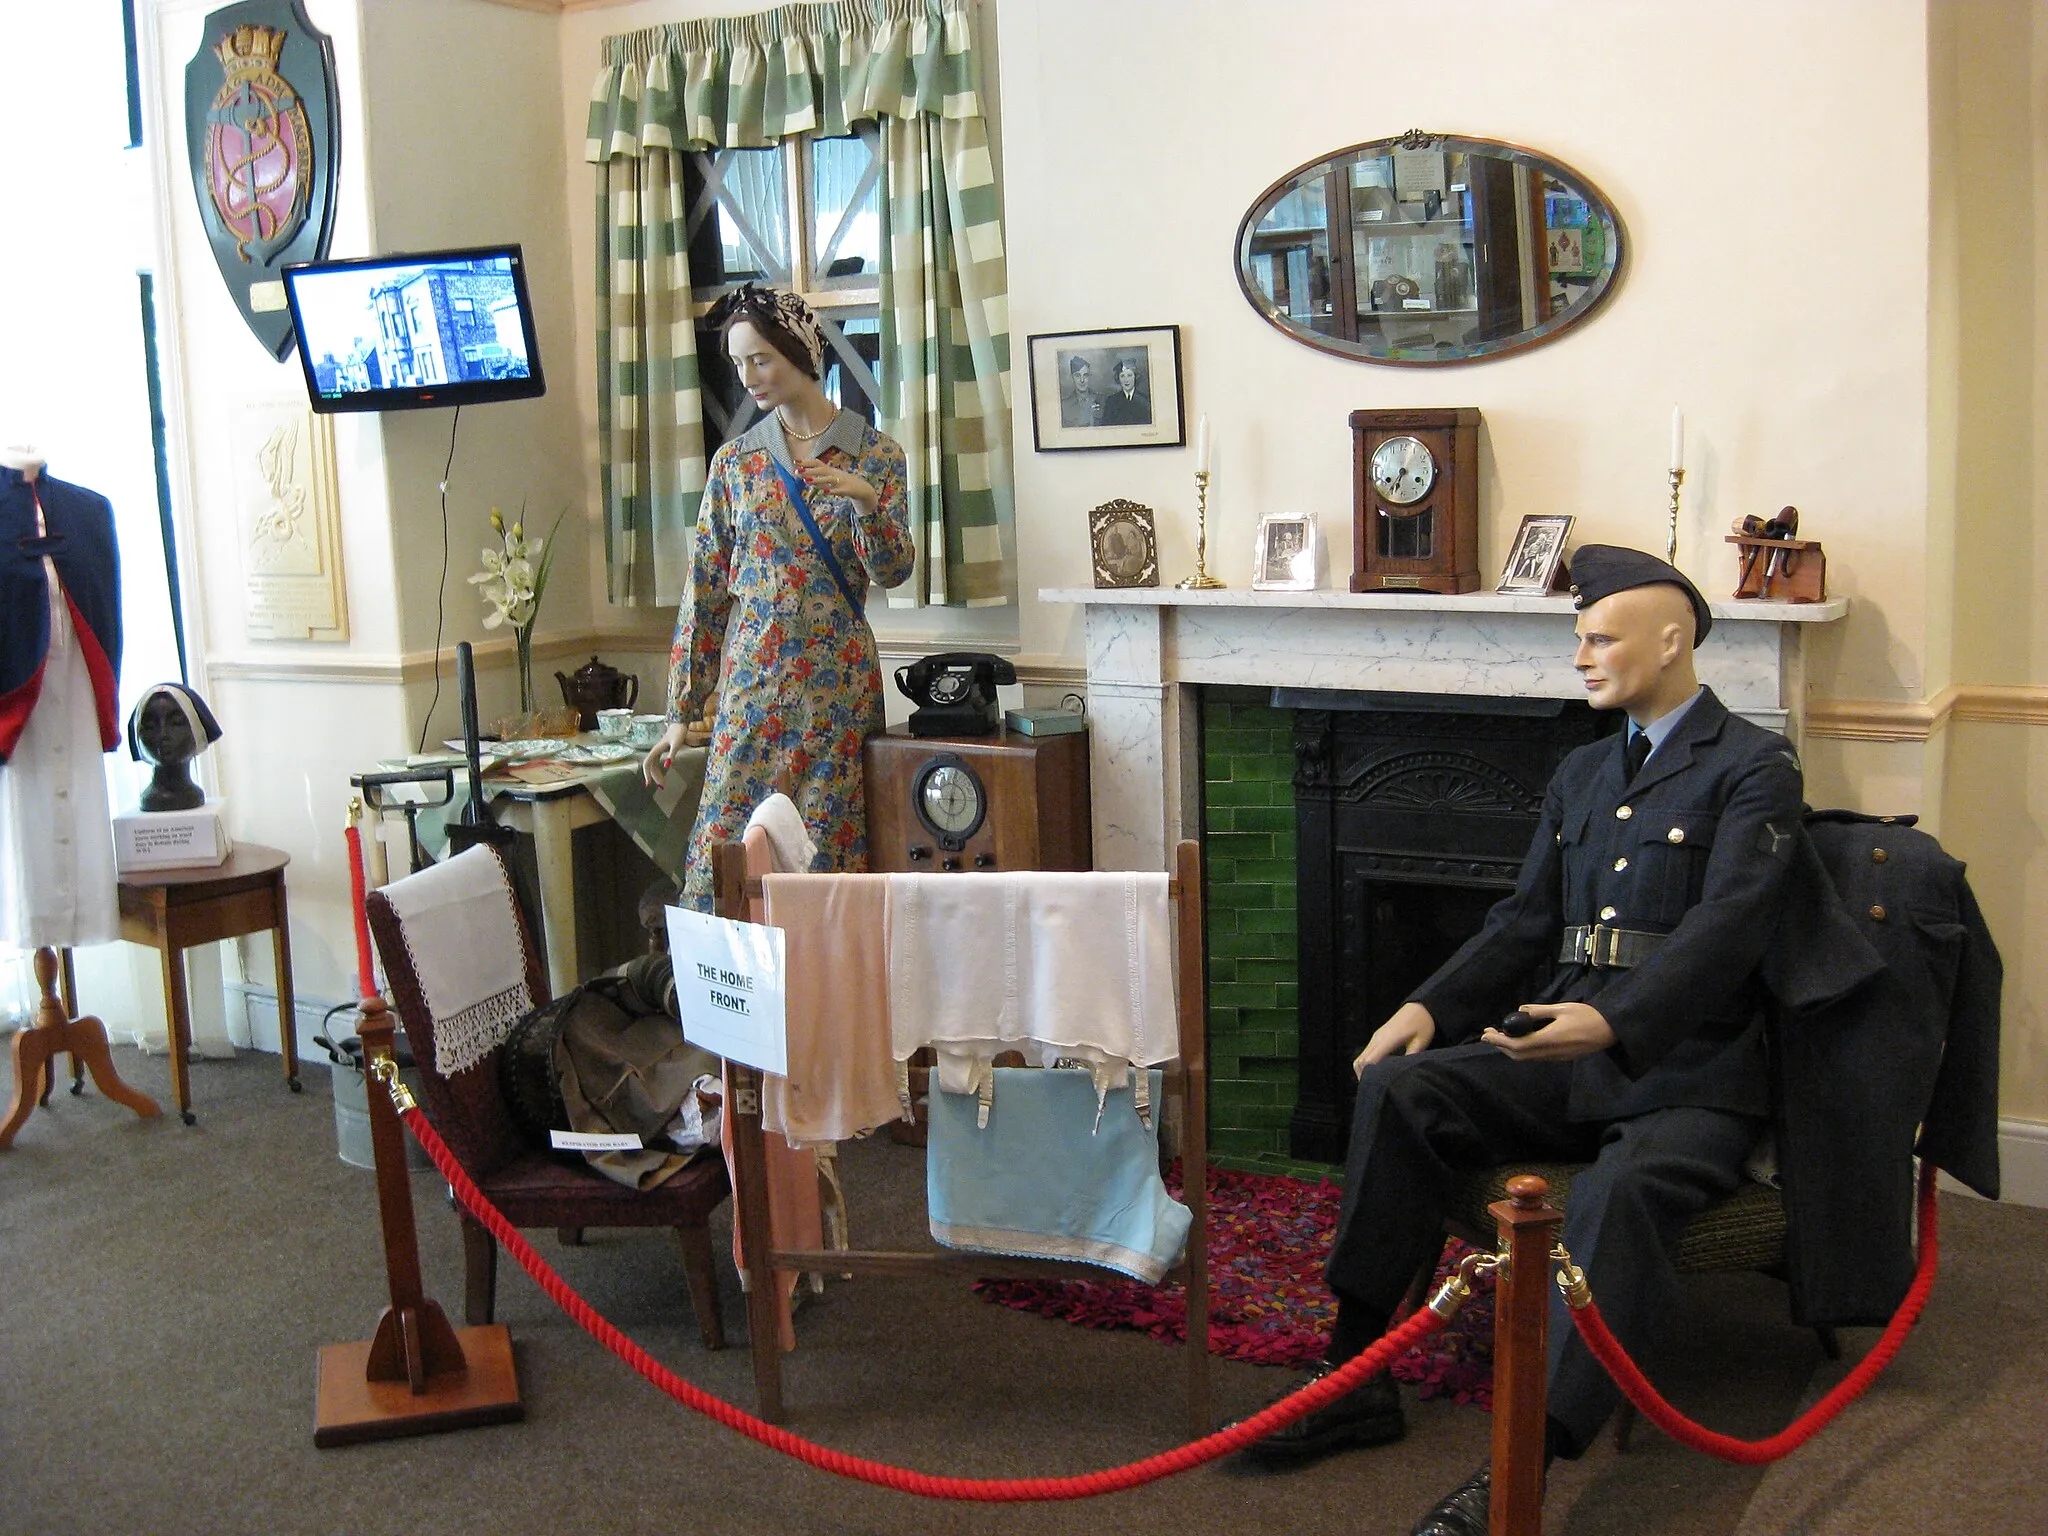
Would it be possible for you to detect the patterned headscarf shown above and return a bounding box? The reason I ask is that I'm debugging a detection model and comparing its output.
[710,284,825,379]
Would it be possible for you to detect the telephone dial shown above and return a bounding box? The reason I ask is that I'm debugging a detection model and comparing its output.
[895,651,1016,738]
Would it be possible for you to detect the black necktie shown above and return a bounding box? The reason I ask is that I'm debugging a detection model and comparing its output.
[1625,728,1652,781]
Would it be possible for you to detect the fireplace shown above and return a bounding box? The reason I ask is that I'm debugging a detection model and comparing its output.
[1286,693,1614,1162]
[1037,585,1843,1169]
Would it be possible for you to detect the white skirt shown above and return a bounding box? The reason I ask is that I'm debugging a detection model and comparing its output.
[0,566,119,951]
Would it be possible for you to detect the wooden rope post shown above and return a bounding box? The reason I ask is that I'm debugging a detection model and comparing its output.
[312,993,522,1445]
[1489,1174,1563,1536]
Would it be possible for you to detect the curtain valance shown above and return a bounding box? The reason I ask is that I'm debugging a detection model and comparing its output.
[585,0,983,159]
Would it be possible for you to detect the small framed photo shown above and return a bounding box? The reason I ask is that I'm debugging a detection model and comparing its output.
[1088,498,1160,588]
[1027,325,1185,452]
[1251,513,1318,591]
[1496,513,1574,595]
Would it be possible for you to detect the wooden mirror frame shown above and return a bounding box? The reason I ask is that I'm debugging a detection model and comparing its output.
[1234,130,1627,368]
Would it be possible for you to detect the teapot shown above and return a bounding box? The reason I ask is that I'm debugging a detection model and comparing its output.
[556,655,638,730]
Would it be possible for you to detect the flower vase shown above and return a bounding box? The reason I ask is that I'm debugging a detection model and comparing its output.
[515,627,535,715]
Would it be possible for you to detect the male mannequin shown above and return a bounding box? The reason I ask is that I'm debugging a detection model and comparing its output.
[1240,547,1805,1536]
[0,446,124,950]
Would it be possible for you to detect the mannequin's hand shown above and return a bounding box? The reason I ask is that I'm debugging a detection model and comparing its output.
[1354,1002,1436,1076]
[798,455,879,512]
[1480,1001,1616,1061]
[642,721,688,786]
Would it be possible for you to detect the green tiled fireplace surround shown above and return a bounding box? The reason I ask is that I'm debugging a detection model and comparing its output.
[1200,687,1334,1179]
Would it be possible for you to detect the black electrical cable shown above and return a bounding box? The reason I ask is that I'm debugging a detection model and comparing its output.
[414,405,463,753]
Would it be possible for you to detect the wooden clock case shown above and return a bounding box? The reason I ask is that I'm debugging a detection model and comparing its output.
[1349,406,1482,594]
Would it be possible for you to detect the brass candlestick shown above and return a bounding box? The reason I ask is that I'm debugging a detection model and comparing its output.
[1177,468,1224,590]
[1665,467,1685,566]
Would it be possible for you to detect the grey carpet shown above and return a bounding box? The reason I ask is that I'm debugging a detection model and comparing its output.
[2,1043,2040,1536]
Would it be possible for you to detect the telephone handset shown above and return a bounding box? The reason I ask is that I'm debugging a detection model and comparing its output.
[895,651,1016,737]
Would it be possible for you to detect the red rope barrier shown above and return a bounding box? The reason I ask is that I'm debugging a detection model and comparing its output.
[1568,1162,1942,1464]
[395,1102,1446,1500]
[343,821,377,1002]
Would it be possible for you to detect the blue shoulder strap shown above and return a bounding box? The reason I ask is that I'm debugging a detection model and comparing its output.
[769,454,865,616]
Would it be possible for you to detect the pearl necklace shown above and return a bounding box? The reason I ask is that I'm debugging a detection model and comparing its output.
[776,406,833,444]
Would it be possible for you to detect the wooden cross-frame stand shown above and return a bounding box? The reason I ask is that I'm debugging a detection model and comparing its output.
[1,946,159,1148]
[712,838,1213,1435]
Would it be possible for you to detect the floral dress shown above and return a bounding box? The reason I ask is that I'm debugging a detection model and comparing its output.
[668,412,915,908]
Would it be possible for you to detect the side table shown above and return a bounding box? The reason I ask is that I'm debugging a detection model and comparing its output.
[117,842,302,1124]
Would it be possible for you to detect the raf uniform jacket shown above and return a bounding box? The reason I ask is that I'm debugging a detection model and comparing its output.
[1411,687,1804,1124]
[1762,811,2002,1325]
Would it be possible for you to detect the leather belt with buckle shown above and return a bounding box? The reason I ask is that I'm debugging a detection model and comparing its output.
[1558,923,1667,969]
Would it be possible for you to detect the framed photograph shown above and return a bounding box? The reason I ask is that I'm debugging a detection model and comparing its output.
[1251,513,1318,591]
[1088,498,1160,588]
[1027,325,1185,452]
[1496,513,1574,595]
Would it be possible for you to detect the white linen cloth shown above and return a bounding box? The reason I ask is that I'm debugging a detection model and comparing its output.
[887,871,1178,1105]
[745,792,817,876]
[377,845,533,1077]
[0,523,118,951]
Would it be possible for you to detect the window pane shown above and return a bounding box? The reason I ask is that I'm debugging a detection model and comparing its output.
[820,310,880,425]
[808,131,880,288]
[685,146,789,290]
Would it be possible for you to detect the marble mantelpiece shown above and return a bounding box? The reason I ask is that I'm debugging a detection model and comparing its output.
[1039,588,1848,872]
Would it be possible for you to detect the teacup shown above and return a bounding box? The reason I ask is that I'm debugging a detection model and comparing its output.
[626,714,669,749]
[596,708,634,741]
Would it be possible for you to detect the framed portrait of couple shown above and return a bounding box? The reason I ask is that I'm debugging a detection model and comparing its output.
[1496,514,1574,595]
[1026,324,1185,452]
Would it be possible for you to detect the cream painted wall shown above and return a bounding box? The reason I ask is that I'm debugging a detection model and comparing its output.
[117,0,2048,1147]
[144,0,598,1015]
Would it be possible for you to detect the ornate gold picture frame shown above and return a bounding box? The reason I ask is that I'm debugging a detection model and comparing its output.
[1088,498,1160,588]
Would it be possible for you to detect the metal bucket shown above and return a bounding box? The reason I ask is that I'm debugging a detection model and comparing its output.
[316,1032,430,1171]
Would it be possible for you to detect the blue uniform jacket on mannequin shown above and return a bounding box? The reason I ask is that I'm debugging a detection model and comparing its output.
[1411,686,1804,1119]
[0,466,123,763]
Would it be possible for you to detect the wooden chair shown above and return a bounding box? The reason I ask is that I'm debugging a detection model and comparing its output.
[714,838,1213,1433]
[1438,1161,1838,1449]
[365,848,731,1350]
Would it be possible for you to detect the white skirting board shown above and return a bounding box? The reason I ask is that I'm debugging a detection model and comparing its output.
[228,981,350,1055]
[1939,1118,2048,1208]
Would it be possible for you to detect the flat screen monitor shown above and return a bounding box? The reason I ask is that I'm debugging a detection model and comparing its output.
[281,244,546,413]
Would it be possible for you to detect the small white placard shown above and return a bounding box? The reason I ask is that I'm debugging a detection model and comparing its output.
[248,280,288,312]
[550,1130,645,1152]
[1402,298,1432,310]
[664,904,788,1076]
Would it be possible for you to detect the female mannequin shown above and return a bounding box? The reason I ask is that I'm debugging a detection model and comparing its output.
[643,286,915,910]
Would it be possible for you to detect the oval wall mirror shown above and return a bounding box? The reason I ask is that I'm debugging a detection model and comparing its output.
[1235,131,1626,366]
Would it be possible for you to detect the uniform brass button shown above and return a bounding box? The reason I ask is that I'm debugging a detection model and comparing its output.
[1872,848,1888,864]
[1599,905,1618,921]
[1868,904,1887,921]
[1615,805,1633,821]
[1613,857,1629,872]
[1880,816,1897,824]
[1667,827,1685,844]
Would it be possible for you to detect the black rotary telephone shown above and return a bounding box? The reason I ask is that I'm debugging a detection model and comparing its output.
[895,651,1016,738]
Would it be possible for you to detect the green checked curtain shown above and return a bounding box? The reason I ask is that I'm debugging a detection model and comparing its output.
[586,0,1014,610]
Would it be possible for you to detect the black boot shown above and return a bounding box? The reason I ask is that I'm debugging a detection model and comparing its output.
[1232,1363,1406,1467]
[1410,1463,1492,1536]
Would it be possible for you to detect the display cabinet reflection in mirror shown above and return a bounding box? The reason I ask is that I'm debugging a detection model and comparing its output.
[1236,131,1625,367]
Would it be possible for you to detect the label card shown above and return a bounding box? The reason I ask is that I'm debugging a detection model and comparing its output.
[550,1131,645,1152]
[663,904,788,1075]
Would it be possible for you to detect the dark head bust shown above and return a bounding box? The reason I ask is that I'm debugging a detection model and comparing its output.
[126,683,222,813]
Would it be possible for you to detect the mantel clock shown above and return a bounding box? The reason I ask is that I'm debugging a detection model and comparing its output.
[1349,407,1481,594]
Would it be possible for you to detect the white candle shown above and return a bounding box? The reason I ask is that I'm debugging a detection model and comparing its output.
[1197,415,1210,473]
[1669,407,1684,473]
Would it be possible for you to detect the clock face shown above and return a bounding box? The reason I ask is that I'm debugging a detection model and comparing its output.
[913,756,988,849]
[1370,435,1436,507]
